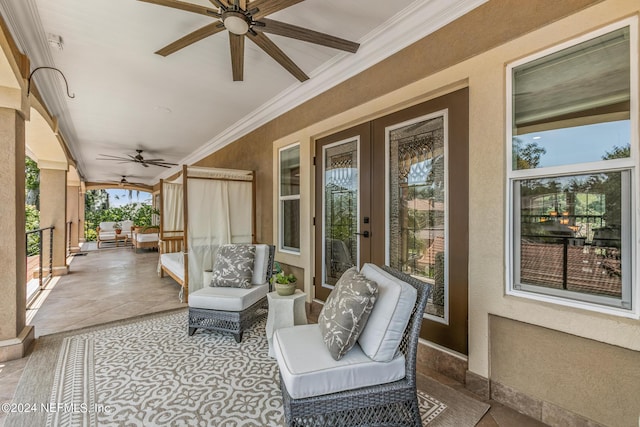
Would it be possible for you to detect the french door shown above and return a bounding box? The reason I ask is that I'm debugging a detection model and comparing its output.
[314,88,469,354]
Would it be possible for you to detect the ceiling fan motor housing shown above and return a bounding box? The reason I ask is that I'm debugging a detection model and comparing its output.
[223,10,250,35]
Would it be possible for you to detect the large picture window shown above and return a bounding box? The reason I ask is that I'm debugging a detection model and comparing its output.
[507,19,638,316]
[279,144,300,253]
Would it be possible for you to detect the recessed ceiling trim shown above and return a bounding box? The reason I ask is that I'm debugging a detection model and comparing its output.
[155,0,488,181]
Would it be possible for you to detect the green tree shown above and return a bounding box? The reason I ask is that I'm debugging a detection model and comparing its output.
[85,189,110,212]
[594,144,631,227]
[603,144,630,160]
[84,189,157,241]
[513,137,546,169]
[25,157,40,209]
[25,204,40,256]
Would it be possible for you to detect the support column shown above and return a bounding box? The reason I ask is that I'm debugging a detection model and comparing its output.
[66,184,81,253]
[0,107,34,362]
[40,167,68,276]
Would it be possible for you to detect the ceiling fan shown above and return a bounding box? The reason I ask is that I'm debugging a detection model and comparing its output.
[138,0,360,81]
[96,149,178,168]
[111,175,148,187]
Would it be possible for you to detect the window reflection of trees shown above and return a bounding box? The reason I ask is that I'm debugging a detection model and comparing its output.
[324,145,358,286]
[519,169,624,297]
[389,117,446,318]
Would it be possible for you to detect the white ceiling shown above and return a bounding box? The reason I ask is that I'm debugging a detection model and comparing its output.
[0,0,485,186]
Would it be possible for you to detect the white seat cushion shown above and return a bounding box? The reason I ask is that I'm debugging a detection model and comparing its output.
[160,252,184,281]
[357,264,417,362]
[189,284,268,311]
[274,324,406,399]
[135,233,159,243]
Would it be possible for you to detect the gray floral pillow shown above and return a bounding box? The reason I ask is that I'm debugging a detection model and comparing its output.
[318,267,378,360]
[210,244,256,289]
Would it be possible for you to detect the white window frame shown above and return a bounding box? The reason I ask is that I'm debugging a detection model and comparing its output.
[278,143,301,255]
[505,18,639,319]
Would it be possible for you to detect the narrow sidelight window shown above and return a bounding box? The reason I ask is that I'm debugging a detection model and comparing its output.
[279,144,300,253]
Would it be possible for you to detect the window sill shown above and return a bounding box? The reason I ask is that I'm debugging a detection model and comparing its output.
[506,288,639,320]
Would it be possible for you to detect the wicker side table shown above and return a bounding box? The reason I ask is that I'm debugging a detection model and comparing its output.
[266,290,307,357]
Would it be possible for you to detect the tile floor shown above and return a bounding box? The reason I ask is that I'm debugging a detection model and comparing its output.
[0,246,545,426]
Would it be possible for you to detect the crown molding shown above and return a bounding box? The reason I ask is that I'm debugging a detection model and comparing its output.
[155,0,487,181]
[0,0,84,177]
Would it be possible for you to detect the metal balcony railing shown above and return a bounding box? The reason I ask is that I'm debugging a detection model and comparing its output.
[25,226,54,303]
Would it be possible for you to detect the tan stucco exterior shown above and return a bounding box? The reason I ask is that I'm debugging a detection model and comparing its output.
[208,0,640,423]
[0,12,79,360]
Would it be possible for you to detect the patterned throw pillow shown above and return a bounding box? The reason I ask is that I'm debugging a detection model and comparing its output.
[318,267,378,360]
[210,244,256,289]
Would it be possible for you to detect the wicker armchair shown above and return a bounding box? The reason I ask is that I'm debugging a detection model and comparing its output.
[277,265,431,426]
[188,244,275,343]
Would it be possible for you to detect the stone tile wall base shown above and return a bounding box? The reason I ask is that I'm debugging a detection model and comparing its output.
[0,325,34,362]
[465,370,490,399]
[490,380,606,427]
[52,265,69,276]
[416,341,468,383]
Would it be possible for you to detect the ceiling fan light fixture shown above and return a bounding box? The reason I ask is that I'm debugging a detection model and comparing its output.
[223,11,249,35]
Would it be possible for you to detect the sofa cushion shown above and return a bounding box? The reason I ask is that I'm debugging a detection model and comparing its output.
[135,233,159,243]
[210,244,255,288]
[318,267,378,360]
[252,244,270,285]
[357,264,417,362]
[160,252,184,281]
[99,221,116,232]
[274,324,406,399]
[189,284,268,311]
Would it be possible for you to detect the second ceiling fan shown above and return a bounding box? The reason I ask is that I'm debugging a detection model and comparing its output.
[138,0,360,82]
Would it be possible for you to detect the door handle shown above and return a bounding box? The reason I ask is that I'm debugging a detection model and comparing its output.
[355,231,370,238]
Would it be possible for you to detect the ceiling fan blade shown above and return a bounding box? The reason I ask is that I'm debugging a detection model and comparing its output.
[229,33,245,81]
[250,0,304,20]
[247,32,308,82]
[97,154,131,160]
[155,22,225,57]
[209,0,230,10]
[138,0,220,18]
[149,160,178,165]
[140,158,166,162]
[256,19,359,53]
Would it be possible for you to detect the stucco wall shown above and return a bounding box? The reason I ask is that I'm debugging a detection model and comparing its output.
[197,0,603,246]
[200,0,640,422]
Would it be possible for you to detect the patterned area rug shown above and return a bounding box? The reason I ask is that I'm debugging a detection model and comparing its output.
[7,310,488,426]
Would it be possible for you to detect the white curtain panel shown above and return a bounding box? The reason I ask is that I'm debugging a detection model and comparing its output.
[228,180,253,244]
[186,178,253,293]
[162,181,183,238]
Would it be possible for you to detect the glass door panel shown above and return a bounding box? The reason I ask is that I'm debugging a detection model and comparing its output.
[388,114,447,321]
[323,138,359,287]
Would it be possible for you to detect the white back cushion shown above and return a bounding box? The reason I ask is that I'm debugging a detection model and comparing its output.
[99,222,115,231]
[357,264,417,362]
[252,244,270,285]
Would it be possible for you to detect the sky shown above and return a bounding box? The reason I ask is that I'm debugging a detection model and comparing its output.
[108,189,152,207]
[516,120,630,168]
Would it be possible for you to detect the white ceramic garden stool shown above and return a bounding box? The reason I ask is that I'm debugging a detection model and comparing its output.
[266,290,307,357]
